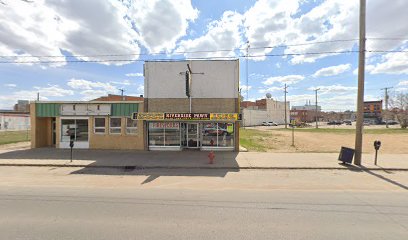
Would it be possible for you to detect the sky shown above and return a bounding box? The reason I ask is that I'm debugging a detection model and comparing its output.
[0,0,408,111]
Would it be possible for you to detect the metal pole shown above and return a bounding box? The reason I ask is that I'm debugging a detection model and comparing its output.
[374,149,378,165]
[246,41,250,100]
[314,88,320,129]
[381,87,393,128]
[354,0,366,165]
[284,84,288,129]
[70,147,73,163]
[291,126,295,146]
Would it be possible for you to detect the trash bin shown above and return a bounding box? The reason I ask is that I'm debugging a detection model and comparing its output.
[338,147,355,164]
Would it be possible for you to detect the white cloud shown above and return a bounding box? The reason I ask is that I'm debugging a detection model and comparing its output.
[263,75,304,85]
[177,11,243,58]
[0,85,73,109]
[369,51,408,75]
[111,80,132,86]
[125,73,143,77]
[136,84,144,94]
[0,0,140,66]
[129,0,198,52]
[313,64,351,77]
[67,78,117,99]
[398,80,408,86]
[259,87,283,94]
[307,84,357,94]
[4,84,17,88]
[240,85,252,92]
[243,0,300,61]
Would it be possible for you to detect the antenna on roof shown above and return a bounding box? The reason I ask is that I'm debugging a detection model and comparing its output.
[119,88,125,101]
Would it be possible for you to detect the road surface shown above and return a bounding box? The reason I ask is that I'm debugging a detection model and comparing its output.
[0,167,407,239]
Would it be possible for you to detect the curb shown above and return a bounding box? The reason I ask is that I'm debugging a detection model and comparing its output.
[0,163,407,171]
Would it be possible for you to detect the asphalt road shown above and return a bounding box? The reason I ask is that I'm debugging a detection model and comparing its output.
[0,167,407,239]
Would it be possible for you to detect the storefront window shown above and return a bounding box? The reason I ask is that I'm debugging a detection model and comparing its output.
[165,122,180,146]
[94,118,105,134]
[148,122,165,146]
[202,122,234,148]
[217,123,234,147]
[110,118,122,134]
[61,119,89,142]
[126,118,138,135]
[202,123,217,147]
[148,122,180,147]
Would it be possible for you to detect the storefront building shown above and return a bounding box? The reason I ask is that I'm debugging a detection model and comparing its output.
[31,60,240,151]
[30,101,144,150]
[141,60,240,151]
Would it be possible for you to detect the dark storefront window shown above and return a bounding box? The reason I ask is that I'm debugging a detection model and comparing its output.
[61,119,89,142]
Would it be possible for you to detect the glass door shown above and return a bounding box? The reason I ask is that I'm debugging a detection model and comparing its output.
[187,123,199,148]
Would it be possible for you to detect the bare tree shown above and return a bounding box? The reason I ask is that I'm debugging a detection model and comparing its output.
[389,93,408,128]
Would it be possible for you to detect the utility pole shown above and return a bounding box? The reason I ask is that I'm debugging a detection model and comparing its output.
[37,92,40,101]
[284,84,288,129]
[354,0,366,165]
[119,88,125,101]
[314,88,320,129]
[246,41,250,100]
[381,87,393,128]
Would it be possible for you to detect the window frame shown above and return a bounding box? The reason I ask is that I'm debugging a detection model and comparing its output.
[94,117,106,134]
[109,117,122,134]
[126,117,138,135]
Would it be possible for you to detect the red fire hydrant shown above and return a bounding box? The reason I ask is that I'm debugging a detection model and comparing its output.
[208,151,215,164]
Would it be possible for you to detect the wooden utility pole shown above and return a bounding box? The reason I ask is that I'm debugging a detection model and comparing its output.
[284,84,288,129]
[354,0,366,165]
[314,88,320,129]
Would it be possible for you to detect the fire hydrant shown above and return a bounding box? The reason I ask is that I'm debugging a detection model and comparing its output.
[208,151,215,164]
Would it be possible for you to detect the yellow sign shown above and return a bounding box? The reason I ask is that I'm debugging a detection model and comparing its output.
[210,113,238,121]
[134,112,164,120]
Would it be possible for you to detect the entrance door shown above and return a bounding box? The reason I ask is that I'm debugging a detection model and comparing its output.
[187,123,199,148]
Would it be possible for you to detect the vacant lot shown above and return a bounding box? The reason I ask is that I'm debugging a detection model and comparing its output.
[240,127,408,153]
[0,131,30,145]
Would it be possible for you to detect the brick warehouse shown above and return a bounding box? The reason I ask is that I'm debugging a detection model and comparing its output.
[30,60,240,151]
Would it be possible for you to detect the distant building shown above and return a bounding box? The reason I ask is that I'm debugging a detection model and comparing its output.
[241,97,290,126]
[364,100,383,124]
[0,111,30,131]
[13,100,30,112]
[290,101,321,123]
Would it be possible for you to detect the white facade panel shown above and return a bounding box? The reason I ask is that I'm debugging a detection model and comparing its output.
[145,60,239,99]
[61,104,111,116]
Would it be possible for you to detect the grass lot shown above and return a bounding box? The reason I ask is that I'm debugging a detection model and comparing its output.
[0,131,30,145]
[240,127,408,153]
[239,129,272,152]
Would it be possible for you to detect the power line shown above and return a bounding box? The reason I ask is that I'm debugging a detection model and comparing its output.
[0,50,361,64]
[0,39,360,59]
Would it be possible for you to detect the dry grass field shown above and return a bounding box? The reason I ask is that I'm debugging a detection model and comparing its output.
[240,126,408,153]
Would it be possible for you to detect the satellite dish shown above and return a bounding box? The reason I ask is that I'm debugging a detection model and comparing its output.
[266,93,272,99]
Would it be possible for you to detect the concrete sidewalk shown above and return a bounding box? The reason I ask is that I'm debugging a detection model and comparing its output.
[0,148,407,170]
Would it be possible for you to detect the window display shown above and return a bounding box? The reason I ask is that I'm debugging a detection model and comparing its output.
[61,119,88,142]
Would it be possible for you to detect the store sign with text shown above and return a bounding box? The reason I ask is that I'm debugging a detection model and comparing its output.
[133,112,239,121]
[164,113,210,120]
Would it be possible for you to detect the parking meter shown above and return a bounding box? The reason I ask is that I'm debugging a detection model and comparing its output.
[69,134,74,162]
[374,140,381,165]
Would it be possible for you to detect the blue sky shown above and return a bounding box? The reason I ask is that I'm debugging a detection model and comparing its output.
[1,0,408,110]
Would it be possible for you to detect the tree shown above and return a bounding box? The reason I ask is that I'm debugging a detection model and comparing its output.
[389,93,408,128]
